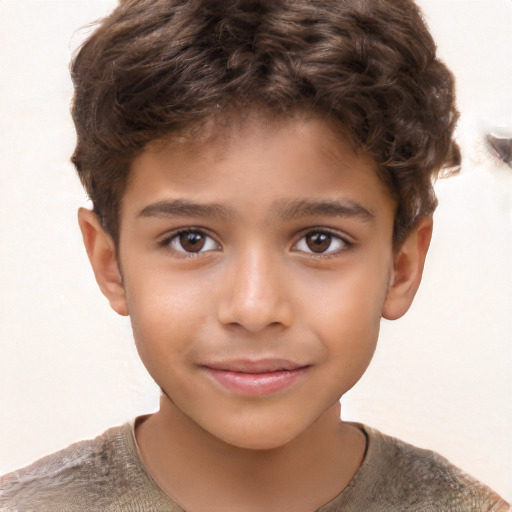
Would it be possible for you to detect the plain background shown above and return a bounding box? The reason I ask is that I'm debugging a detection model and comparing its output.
[0,0,511,502]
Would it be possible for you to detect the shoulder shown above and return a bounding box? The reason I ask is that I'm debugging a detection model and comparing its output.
[340,424,509,512]
[0,422,177,512]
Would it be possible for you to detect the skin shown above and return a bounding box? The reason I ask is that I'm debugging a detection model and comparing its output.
[79,116,432,512]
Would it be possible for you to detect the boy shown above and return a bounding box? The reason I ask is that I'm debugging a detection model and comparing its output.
[1,0,509,510]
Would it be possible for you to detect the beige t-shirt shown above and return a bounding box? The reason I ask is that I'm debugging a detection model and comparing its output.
[1,420,508,511]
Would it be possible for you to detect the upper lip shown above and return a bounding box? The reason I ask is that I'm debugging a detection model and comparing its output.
[201,358,309,373]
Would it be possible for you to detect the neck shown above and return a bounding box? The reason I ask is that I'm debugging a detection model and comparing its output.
[135,395,366,512]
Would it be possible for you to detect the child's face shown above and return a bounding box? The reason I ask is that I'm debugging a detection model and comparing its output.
[99,117,403,449]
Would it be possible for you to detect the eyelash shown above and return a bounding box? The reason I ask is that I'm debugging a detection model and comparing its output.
[158,228,352,257]
[158,228,220,257]
[293,229,352,257]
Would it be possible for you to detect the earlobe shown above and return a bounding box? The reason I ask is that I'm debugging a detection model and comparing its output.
[382,216,433,320]
[77,208,129,316]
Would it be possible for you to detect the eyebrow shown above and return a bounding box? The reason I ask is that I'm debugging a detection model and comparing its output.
[273,199,375,223]
[137,198,374,223]
[137,199,234,220]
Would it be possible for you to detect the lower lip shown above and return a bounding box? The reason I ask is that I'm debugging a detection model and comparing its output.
[204,367,309,395]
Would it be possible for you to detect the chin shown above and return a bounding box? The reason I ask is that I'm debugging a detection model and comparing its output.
[218,428,300,451]
[205,413,312,452]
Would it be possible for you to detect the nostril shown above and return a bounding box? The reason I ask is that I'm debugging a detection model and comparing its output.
[486,133,512,165]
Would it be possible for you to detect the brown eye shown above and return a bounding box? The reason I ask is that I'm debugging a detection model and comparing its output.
[305,232,332,253]
[179,231,206,252]
[166,230,219,254]
[294,230,348,255]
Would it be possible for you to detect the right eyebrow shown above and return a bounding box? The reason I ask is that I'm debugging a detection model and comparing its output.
[137,199,235,221]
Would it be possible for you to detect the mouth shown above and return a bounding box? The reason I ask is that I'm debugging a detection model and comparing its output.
[201,359,311,395]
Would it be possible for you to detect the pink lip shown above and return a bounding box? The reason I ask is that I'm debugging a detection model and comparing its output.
[202,359,310,395]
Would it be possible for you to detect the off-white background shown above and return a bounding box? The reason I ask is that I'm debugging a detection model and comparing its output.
[1,0,511,502]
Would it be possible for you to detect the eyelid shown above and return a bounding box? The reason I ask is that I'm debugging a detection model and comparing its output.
[157,226,353,257]
[158,227,221,255]
[291,227,353,256]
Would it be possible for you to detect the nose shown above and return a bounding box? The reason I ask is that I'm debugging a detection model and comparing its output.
[217,249,293,332]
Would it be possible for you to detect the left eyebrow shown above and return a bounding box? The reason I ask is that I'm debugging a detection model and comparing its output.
[273,198,375,223]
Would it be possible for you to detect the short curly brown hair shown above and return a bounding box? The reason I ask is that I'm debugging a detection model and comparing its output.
[71,0,459,244]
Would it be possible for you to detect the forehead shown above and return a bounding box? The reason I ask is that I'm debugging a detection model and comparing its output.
[123,116,395,224]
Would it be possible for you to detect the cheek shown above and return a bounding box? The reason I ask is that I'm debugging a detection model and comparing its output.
[123,274,205,364]
[302,260,389,366]
[125,264,209,323]
[305,259,390,324]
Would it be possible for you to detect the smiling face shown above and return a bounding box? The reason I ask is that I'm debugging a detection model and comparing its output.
[80,116,431,450]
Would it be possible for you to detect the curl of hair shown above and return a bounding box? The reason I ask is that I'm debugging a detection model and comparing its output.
[71,0,460,243]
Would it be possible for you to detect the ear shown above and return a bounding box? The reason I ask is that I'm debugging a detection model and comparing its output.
[77,208,129,316]
[382,216,433,320]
